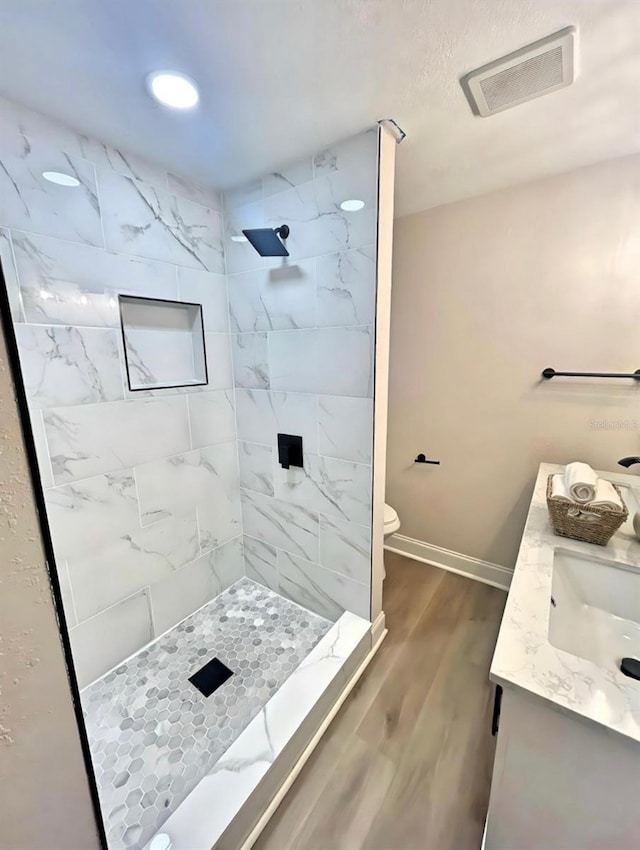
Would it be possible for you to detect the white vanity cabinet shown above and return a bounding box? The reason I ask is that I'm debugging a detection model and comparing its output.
[485,685,640,849]
[485,463,640,850]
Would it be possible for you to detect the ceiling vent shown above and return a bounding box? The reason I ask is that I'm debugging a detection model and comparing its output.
[461,27,577,117]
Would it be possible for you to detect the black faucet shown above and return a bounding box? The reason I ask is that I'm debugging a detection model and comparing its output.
[618,457,640,468]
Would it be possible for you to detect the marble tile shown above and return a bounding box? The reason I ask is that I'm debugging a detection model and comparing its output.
[263,163,377,262]
[188,390,236,449]
[316,245,376,328]
[98,170,224,272]
[135,442,239,528]
[167,172,222,211]
[208,536,245,596]
[204,333,234,391]
[123,328,204,390]
[231,332,270,389]
[269,326,373,397]
[318,395,373,463]
[241,489,319,562]
[234,388,318,453]
[149,550,216,637]
[149,537,244,635]
[45,469,139,561]
[274,453,372,525]
[243,535,278,591]
[239,441,274,496]
[56,559,77,628]
[76,135,169,188]
[177,267,229,333]
[43,396,191,484]
[319,514,371,584]
[0,129,103,246]
[197,485,242,553]
[28,408,54,489]
[70,588,153,688]
[11,231,178,327]
[0,226,23,322]
[15,324,124,409]
[277,550,369,621]
[224,197,265,276]
[309,166,378,252]
[228,261,316,332]
[313,128,379,178]
[262,157,313,198]
[0,97,83,164]
[67,515,199,621]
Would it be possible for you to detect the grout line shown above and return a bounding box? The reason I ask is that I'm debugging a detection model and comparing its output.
[91,163,108,250]
[185,392,194,451]
[132,465,146,529]
[64,559,81,627]
[5,224,220,273]
[231,322,374,336]
[145,584,157,638]
[36,408,56,486]
[195,505,204,558]
[4,228,27,322]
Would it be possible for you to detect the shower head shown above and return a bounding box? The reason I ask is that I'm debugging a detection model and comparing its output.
[241,225,290,257]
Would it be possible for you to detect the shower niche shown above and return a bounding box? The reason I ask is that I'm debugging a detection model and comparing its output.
[119,294,208,391]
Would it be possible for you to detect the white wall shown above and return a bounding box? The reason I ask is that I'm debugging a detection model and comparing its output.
[0,95,243,687]
[387,154,640,568]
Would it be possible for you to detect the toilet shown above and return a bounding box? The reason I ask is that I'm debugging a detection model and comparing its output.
[383,503,400,577]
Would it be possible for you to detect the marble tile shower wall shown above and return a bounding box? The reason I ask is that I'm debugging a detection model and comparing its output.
[0,96,244,688]
[224,129,379,624]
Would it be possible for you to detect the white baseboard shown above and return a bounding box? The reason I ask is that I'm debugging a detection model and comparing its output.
[385,533,512,591]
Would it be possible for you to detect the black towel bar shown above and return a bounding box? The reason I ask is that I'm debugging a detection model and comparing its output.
[542,368,640,381]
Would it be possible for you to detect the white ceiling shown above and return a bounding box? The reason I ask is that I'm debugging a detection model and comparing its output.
[0,0,638,217]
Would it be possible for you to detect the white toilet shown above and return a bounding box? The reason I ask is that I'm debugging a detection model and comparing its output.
[383,503,400,577]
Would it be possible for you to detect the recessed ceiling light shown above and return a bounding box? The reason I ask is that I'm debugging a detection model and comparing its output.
[147,71,199,110]
[231,234,248,243]
[340,199,365,212]
[42,171,80,187]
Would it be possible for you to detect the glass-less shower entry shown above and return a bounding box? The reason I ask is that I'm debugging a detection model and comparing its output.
[0,92,396,849]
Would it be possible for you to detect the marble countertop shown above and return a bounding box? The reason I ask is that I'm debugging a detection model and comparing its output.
[491,462,640,744]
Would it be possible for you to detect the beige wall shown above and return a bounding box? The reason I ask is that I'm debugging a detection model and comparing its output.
[387,154,640,568]
[0,320,100,849]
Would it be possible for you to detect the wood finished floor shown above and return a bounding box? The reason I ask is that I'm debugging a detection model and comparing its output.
[254,553,507,850]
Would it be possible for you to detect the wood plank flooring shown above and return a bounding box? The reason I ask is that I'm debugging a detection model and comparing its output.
[254,552,506,850]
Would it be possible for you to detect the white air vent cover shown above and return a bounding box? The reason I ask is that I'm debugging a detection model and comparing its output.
[461,27,577,117]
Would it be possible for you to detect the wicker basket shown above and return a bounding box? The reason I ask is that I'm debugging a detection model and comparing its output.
[546,475,628,546]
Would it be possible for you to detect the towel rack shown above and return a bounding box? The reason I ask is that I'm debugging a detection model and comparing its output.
[542,367,640,381]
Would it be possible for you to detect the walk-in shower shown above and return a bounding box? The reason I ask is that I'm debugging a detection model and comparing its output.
[0,92,399,849]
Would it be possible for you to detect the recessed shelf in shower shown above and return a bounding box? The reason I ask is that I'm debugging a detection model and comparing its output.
[119,294,208,391]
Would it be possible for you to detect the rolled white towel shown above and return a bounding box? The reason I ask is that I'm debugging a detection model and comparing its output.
[564,462,598,503]
[590,479,625,513]
[550,474,573,502]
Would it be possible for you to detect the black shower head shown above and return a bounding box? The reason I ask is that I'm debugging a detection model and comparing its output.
[242,225,290,257]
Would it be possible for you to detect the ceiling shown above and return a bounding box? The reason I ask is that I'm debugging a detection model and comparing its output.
[0,0,638,217]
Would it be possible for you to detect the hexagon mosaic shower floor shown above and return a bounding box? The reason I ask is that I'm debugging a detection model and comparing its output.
[81,577,332,849]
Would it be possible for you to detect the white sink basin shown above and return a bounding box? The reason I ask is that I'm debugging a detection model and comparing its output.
[549,548,640,669]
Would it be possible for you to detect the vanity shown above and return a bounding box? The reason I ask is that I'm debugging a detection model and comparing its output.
[486,463,640,850]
